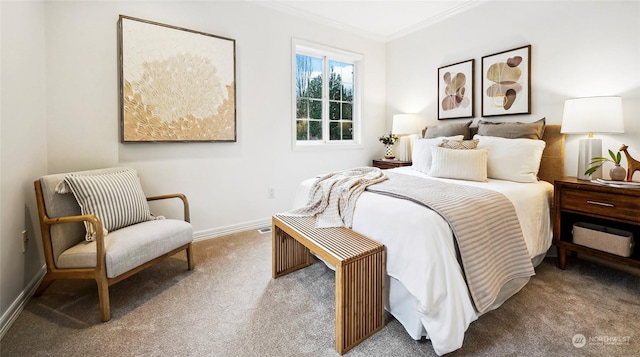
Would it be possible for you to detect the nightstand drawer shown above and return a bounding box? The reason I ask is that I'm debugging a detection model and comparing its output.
[561,187,640,222]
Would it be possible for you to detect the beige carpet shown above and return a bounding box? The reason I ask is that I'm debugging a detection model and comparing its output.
[1,229,639,356]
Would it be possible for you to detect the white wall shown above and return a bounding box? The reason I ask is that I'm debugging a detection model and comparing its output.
[0,0,386,333]
[0,1,48,334]
[43,1,387,236]
[386,0,640,178]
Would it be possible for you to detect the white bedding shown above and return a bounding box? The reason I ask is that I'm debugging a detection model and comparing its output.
[292,166,554,355]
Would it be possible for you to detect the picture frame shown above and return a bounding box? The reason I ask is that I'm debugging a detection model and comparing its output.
[481,45,531,117]
[437,59,474,120]
[118,15,236,142]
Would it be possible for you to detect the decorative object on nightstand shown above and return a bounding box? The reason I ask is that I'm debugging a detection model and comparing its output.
[372,159,412,170]
[585,149,626,181]
[610,164,627,181]
[561,96,624,180]
[553,177,640,272]
[392,114,418,161]
[620,144,640,182]
[378,132,398,159]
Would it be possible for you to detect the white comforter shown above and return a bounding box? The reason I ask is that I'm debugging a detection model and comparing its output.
[292,166,554,355]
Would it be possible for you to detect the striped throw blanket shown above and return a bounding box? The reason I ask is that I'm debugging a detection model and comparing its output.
[284,167,387,228]
[366,172,535,313]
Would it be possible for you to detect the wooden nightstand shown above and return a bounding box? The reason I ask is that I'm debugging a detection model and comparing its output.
[372,159,412,170]
[553,177,640,271]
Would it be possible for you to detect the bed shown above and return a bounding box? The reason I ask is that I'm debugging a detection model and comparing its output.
[288,122,564,355]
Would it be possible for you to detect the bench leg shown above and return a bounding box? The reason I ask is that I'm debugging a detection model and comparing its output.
[272,224,314,278]
[335,251,385,355]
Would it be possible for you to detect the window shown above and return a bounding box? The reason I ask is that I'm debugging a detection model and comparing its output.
[293,39,362,148]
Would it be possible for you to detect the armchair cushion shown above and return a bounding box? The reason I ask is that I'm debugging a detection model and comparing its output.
[62,169,153,241]
[57,219,193,278]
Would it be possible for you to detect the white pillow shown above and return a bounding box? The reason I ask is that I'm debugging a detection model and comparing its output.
[412,135,464,174]
[429,147,489,182]
[474,135,546,183]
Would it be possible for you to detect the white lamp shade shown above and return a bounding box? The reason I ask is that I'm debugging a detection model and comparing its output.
[561,96,624,134]
[392,114,418,135]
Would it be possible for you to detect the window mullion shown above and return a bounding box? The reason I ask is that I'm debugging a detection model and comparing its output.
[322,56,330,143]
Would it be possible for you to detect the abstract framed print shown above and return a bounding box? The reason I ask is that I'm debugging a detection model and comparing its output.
[118,15,236,142]
[438,59,474,120]
[481,45,531,117]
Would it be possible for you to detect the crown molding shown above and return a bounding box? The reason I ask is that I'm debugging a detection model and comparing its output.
[386,0,486,42]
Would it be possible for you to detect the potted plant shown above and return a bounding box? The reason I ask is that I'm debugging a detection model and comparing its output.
[379,132,398,159]
[585,149,626,181]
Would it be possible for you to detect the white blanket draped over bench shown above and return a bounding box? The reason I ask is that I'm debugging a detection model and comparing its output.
[285,167,387,228]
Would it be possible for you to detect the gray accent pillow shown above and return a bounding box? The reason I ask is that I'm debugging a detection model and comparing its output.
[477,118,545,140]
[423,120,472,139]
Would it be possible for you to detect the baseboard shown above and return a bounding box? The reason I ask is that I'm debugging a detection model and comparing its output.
[193,217,271,242]
[0,265,46,340]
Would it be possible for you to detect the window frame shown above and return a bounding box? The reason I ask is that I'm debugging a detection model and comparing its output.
[292,39,364,150]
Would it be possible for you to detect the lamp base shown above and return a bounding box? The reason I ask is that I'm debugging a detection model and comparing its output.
[577,137,602,180]
[396,135,414,162]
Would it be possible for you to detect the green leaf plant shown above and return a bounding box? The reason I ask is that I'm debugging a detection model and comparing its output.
[584,149,622,176]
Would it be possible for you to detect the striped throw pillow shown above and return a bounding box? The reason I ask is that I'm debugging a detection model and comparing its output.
[64,169,153,241]
[429,146,488,182]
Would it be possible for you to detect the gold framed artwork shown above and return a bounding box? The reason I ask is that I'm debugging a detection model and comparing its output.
[118,15,236,142]
[437,59,474,120]
[481,45,531,117]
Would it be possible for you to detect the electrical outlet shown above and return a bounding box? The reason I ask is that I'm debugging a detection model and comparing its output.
[268,188,275,199]
[22,230,28,253]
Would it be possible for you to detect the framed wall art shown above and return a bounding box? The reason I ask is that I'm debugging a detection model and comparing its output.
[481,45,531,117]
[438,59,474,120]
[118,15,236,142]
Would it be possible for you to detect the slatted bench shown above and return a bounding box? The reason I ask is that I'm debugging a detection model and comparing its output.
[272,214,385,355]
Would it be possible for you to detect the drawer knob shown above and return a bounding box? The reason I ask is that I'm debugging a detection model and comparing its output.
[587,200,615,208]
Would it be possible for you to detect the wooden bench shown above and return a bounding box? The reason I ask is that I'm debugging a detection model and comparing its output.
[272,214,385,355]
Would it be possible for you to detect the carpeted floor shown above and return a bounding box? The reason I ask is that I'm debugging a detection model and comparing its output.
[1,229,639,356]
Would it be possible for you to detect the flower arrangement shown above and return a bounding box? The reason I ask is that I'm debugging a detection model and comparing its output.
[378,132,398,146]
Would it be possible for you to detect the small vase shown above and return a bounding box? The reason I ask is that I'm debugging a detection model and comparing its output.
[610,164,626,181]
[384,144,395,159]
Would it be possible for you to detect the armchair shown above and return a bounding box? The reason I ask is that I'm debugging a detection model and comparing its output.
[33,167,194,322]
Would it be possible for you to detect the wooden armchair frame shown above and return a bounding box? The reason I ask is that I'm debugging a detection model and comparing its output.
[33,180,195,322]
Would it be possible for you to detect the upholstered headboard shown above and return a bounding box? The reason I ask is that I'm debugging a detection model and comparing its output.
[536,125,565,184]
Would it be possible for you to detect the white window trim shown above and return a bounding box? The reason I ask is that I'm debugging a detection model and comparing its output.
[292,38,364,151]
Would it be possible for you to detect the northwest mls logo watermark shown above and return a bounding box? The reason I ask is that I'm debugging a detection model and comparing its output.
[572,333,631,348]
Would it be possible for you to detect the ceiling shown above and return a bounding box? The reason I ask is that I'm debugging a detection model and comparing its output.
[262,0,482,41]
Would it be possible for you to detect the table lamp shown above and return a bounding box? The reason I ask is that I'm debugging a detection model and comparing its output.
[561,96,624,180]
[392,114,418,161]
